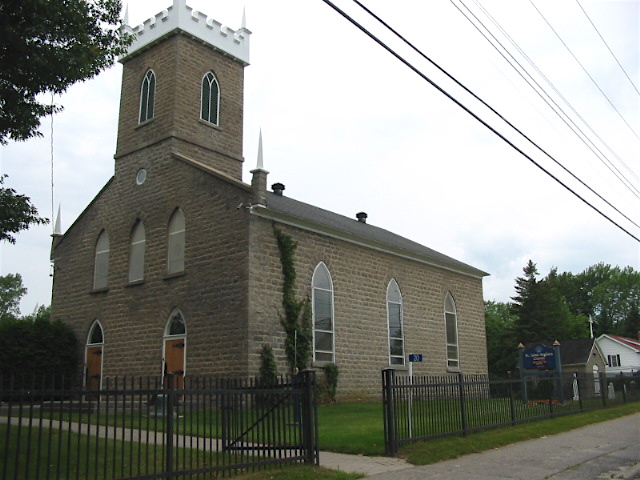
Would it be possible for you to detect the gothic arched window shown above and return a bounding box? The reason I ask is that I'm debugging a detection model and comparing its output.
[93,230,109,290]
[444,292,460,370]
[139,69,156,123]
[312,262,334,363]
[167,208,185,274]
[129,220,146,282]
[200,72,220,125]
[387,279,405,366]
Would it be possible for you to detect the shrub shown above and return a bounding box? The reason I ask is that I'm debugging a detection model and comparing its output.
[0,308,78,393]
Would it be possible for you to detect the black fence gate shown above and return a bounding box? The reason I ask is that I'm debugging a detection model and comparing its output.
[0,370,318,479]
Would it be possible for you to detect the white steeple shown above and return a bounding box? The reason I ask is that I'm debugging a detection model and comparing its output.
[53,205,62,235]
[256,129,264,170]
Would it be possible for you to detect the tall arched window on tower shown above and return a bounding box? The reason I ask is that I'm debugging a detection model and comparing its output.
[139,69,156,123]
[93,230,109,290]
[200,71,220,125]
[444,292,460,370]
[312,262,334,363]
[387,279,405,366]
[129,220,146,283]
[167,208,185,274]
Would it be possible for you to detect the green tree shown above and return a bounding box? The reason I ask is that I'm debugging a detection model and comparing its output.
[548,263,640,337]
[0,272,27,321]
[510,261,587,345]
[0,175,49,243]
[618,301,640,339]
[0,308,78,379]
[484,300,517,376]
[0,0,131,143]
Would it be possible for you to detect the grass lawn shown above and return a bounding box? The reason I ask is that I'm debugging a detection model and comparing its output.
[399,402,640,465]
[2,401,637,479]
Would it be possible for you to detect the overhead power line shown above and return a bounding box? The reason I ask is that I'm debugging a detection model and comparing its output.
[350,0,640,229]
[318,0,640,243]
[529,0,640,141]
[455,0,640,200]
[575,0,640,96]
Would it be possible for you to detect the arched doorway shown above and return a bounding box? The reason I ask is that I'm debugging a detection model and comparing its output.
[85,321,104,397]
[163,310,186,389]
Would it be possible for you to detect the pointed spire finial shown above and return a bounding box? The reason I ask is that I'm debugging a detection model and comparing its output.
[256,129,264,170]
[123,2,130,25]
[242,7,247,29]
[54,205,62,235]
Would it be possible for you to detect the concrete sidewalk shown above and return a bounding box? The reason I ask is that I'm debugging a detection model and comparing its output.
[318,412,640,479]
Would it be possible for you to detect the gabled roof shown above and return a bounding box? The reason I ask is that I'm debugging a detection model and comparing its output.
[558,338,598,365]
[176,152,488,279]
[598,334,640,353]
[251,191,489,279]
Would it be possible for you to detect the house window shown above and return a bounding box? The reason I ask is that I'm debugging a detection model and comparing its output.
[608,354,621,367]
[139,69,156,123]
[129,221,146,283]
[93,230,109,290]
[312,262,334,363]
[200,72,220,125]
[387,279,405,366]
[444,292,459,370]
[167,209,185,274]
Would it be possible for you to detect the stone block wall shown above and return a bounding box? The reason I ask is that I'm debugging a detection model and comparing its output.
[115,33,245,180]
[247,217,488,400]
[51,149,253,379]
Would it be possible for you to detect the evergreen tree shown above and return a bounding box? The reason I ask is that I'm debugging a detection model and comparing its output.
[484,300,518,376]
[510,260,587,344]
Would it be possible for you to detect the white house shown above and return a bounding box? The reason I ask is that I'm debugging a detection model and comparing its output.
[596,334,640,375]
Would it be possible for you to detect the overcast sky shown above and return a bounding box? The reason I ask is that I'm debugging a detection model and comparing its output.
[1,0,639,315]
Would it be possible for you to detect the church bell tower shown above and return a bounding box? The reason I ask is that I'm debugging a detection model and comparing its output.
[115,0,250,180]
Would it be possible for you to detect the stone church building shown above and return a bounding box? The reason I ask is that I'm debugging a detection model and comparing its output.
[50,0,489,398]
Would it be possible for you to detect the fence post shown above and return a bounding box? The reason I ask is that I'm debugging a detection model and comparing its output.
[546,373,554,417]
[599,372,606,407]
[458,373,468,436]
[165,373,175,477]
[574,372,583,411]
[382,368,398,456]
[507,371,516,425]
[300,369,318,465]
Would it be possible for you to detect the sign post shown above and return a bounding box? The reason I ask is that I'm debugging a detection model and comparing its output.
[407,353,423,438]
[519,342,563,404]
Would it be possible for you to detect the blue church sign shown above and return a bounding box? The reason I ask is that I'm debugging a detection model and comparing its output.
[522,344,556,370]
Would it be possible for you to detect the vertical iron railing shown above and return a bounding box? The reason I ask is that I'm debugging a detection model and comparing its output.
[382,370,640,455]
[0,372,318,479]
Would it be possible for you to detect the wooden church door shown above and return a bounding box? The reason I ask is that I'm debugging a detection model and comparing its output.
[164,338,186,389]
[163,310,187,390]
[85,321,104,399]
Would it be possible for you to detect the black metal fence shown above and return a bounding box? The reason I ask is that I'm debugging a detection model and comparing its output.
[0,370,318,479]
[382,369,640,455]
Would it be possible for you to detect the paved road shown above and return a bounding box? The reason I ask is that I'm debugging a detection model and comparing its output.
[361,412,640,480]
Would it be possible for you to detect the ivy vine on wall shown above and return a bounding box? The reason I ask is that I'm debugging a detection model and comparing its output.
[273,226,312,374]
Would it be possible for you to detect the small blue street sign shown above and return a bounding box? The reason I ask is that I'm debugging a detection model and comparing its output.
[409,354,423,363]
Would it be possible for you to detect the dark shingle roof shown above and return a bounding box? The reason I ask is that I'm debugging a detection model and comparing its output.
[261,191,488,278]
[559,338,595,365]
